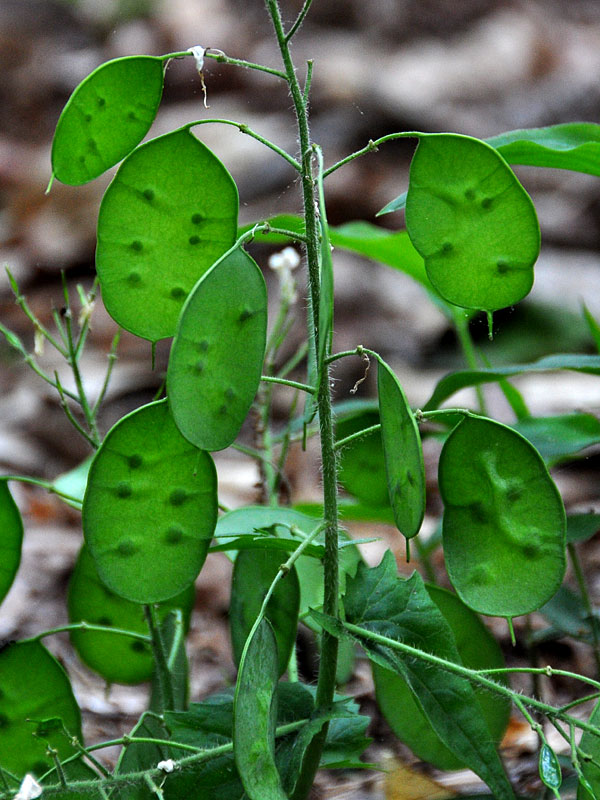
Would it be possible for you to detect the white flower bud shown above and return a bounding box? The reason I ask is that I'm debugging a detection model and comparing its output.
[34,327,45,357]
[157,759,176,773]
[188,46,206,73]
[268,247,300,273]
[14,774,43,800]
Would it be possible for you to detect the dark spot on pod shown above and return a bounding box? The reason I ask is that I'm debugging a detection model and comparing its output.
[497,260,509,274]
[522,543,539,559]
[470,502,489,524]
[406,470,415,487]
[0,713,9,729]
[118,540,137,557]
[131,640,147,653]
[128,454,143,469]
[191,213,204,224]
[194,360,204,374]
[189,235,200,245]
[225,387,235,400]
[85,114,93,123]
[165,526,184,544]
[507,486,523,503]
[97,97,106,107]
[170,286,186,300]
[198,340,209,352]
[464,188,475,201]
[32,761,50,775]
[219,404,228,415]
[143,188,154,201]
[0,688,4,700]
[128,111,137,121]
[88,138,98,152]
[128,272,142,285]
[169,489,187,506]
[97,616,112,626]
[116,482,132,498]
[442,241,453,253]
[131,241,143,252]
[238,308,253,322]
[480,197,492,209]
[79,155,86,164]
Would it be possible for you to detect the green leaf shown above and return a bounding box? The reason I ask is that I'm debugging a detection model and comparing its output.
[583,304,600,352]
[577,698,600,799]
[405,133,540,311]
[439,415,566,617]
[167,247,267,451]
[51,55,164,185]
[538,584,593,643]
[336,409,388,507]
[52,456,92,508]
[331,552,516,800]
[377,357,425,539]
[512,413,600,466]
[0,480,23,607]
[424,353,600,410]
[230,549,300,677]
[96,127,238,341]
[567,513,600,544]
[373,583,510,771]
[233,618,287,800]
[0,641,81,778]
[83,399,217,603]
[215,506,360,615]
[376,191,407,217]
[115,711,173,800]
[68,544,194,684]
[487,123,600,176]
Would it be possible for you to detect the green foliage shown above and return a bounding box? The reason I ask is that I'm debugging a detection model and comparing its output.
[3,6,600,799]
[439,415,566,617]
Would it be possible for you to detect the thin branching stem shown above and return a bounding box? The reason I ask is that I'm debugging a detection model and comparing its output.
[161,49,288,81]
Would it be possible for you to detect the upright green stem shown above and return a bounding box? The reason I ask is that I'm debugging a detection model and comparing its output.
[144,605,175,712]
[265,3,339,796]
[568,541,600,677]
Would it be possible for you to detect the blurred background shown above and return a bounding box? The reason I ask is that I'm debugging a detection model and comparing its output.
[1,1,600,796]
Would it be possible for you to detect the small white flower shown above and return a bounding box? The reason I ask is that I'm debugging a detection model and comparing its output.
[34,327,45,357]
[157,759,176,773]
[268,247,300,273]
[78,299,95,328]
[188,46,206,73]
[14,774,43,800]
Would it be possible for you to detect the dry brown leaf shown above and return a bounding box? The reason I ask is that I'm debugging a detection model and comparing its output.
[384,760,456,800]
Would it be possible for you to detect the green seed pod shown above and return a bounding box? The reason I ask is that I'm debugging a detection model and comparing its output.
[167,247,267,451]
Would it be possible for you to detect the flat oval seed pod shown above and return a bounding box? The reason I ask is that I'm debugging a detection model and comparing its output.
[230,549,300,678]
[439,415,566,617]
[377,357,425,538]
[168,247,267,451]
[405,133,540,311]
[68,544,195,684]
[0,480,23,606]
[0,641,81,777]
[51,56,164,186]
[373,584,510,772]
[97,127,238,341]
[83,399,217,603]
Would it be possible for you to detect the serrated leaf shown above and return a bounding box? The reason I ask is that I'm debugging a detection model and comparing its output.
[96,127,238,341]
[373,584,510,771]
[230,549,300,677]
[0,480,23,607]
[319,552,516,800]
[405,133,540,312]
[51,55,164,185]
[424,354,600,411]
[83,399,217,603]
[0,641,81,778]
[377,357,425,539]
[167,247,267,451]
[233,618,287,800]
[487,123,600,176]
[439,415,566,617]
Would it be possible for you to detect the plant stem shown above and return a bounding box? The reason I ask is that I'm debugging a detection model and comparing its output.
[264,3,340,797]
[22,621,151,645]
[568,541,600,677]
[144,605,175,712]
[260,375,315,393]
[162,50,288,81]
